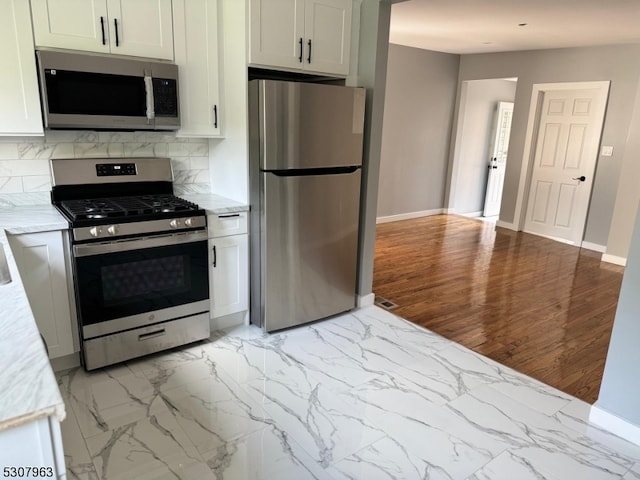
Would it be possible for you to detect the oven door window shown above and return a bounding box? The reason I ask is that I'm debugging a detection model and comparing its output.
[75,241,208,325]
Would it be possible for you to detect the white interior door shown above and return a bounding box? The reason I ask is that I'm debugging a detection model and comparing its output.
[524,87,608,245]
[483,101,513,217]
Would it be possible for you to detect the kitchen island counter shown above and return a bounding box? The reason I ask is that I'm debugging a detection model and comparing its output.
[0,204,67,431]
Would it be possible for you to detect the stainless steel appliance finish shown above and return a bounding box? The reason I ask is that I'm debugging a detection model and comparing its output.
[83,312,210,371]
[37,50,180,131]
[249,79,365,332]
[72,216,207,242]
[258,81,366,170]
[51,157,209,370]
[50,157,172,186]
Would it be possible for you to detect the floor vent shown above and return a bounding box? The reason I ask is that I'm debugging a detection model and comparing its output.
[375,295,398,310]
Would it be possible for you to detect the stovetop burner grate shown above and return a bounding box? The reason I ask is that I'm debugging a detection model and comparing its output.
[59,194,200,221]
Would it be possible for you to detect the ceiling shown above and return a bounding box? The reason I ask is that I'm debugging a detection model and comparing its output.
[389,0,640,54]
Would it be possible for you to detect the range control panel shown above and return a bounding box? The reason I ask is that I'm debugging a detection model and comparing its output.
[96,163,137,177]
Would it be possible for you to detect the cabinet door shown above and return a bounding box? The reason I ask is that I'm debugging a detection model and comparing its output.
[0,0,44,136]
[8,231,75,359]
[249,0,305,70]
[106,0,174,60]
[209,235,248,319]
[304,0,351,75]
[173,0,222,137]
[31,0,110,54]
[0,417,64,478]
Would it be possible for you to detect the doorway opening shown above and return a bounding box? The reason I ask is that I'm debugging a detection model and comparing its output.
[447,78,517,222]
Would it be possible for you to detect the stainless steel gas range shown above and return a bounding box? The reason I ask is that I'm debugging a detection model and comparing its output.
[50,157,210,371]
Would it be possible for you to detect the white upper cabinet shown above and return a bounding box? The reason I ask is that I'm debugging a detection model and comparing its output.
[105,0,174,60]
[173,0,223,137]
[249,0,352,76]
[0,0,44,135]
[303,0,351,75]
[250,0,304,71]
[31,0,174,60]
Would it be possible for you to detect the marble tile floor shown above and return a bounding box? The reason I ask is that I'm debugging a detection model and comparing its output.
[56,306,640,480]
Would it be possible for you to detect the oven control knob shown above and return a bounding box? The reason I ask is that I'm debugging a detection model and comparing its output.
[107,225,118,236]
[89,227,100,237]
[184,218,193,227]
[169,219,181,229]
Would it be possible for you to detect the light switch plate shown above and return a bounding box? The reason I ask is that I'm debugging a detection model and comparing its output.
[601,145,614,157]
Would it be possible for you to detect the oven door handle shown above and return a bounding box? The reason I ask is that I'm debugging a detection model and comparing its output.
[73,231,208,257]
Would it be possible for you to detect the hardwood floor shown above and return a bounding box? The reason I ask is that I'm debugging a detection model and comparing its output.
[372,214,625,404]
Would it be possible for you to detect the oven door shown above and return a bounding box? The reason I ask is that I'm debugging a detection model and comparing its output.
[73,231,209,340]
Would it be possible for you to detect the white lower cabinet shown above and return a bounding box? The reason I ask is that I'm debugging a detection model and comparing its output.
[8,231,76,359]
[208,213,249,319]
[0,416,65,478]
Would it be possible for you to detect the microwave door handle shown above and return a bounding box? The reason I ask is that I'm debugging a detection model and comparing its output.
[144,75,155,124]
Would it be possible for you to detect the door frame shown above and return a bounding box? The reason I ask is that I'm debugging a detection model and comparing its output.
[512,81,610,241]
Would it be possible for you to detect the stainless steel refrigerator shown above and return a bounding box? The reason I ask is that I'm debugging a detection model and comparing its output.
[249,79,366,332]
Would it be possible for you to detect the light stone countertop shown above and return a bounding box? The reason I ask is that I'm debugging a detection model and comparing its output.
[0,204,68,431]
[180,193,249,214]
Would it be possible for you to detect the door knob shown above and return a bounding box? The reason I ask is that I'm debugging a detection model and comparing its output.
[573,176,586,182]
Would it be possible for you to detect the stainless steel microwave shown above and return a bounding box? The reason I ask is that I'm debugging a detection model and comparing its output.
[36,50,180,131]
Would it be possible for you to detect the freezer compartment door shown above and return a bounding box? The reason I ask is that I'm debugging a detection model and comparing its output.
[262,169,361,331]
[258,80,366,170]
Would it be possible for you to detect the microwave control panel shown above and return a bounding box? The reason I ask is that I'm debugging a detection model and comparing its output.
[153,78,178,116]
[96,163,137,177]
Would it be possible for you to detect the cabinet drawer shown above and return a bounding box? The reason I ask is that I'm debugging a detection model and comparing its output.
[208,212,248,237]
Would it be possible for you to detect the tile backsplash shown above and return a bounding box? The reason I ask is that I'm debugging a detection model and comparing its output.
[0,131,210,205]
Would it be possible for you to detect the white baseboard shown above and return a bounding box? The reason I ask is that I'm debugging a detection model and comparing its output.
[581,241,606,253]
[590,403,640,445]
[211,311,247,331]
[357,293,375,307]
[376,209,443,224]
[459,210,483,218]
[602,253,627,266]
[496,220,518,231]
[443,208,456,214]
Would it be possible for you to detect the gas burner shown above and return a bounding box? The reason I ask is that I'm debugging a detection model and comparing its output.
[58,194,200,222]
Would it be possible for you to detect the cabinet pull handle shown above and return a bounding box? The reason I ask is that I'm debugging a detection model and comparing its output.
[218,214,240,218]
[298,37,303,63]
[100,16,106,45]
[114,18,120,47]
[212,245,217,267]
[307,39,312,64]
[213,105,218,128]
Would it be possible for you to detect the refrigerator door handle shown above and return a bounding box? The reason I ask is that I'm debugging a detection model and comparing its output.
[265,166,360,177]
